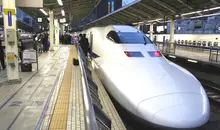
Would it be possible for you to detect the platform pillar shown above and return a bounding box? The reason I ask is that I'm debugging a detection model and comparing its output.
[169,19,175,54]
[149,23,153,41]
[60,24,64,35]
[3,0,20,81]
[54,19,59,46]
[49,10,54,51]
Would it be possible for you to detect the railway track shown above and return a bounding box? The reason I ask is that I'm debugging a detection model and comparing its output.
[202,82,220,106]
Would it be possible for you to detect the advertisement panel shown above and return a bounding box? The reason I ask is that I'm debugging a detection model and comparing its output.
[0,0,43,8]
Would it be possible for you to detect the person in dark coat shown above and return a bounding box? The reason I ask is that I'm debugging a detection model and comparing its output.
[42,34,47,52]
[45,33,49,51]
[0,39,6,69]
[79,34,89,57]
[60,34,64,44]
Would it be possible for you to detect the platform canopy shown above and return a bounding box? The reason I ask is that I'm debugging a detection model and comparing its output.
[44,0,100,23]
[77,0,220,29]
[20,0,100,26]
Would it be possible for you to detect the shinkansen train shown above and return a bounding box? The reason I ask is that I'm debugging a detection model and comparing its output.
[146,34,220,47]
[81,25,210,129]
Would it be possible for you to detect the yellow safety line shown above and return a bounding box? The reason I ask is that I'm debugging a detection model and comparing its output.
[49,46,73,130]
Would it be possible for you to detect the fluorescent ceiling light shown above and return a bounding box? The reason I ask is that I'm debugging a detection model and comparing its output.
[57,0,63,6]
[61,9,65,16]
[190,12,220,19]
[60,18,66,23]
[180,6,220,17]
[40,9,48,16]
[188,59,198,63]
[148,18,163,23]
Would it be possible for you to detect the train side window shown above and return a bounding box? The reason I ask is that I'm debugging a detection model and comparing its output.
[107,31,121,43]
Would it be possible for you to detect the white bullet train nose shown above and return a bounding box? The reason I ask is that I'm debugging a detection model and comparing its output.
[136,93,210,129]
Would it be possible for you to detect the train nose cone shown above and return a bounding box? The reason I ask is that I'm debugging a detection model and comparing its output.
[152,105,209,128]
[136,93,210,129]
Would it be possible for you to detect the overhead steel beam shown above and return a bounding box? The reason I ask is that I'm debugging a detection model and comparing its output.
[118,12,138,21]
[122,10,146,20]
[108,17,126,24]
[130,7,152,18]
[114,13,135,23]
[152,0,177,14]
[110,15,128,23]
[210,0,218,4]
[139,2,165,16]
[176,0,193,10]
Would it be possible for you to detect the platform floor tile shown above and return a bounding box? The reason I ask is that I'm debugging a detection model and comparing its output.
[0,46,68,130]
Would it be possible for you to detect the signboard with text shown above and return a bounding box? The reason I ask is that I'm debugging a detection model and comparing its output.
[22,49,37,63]
[38,18,42,23]
[0,0,43,8]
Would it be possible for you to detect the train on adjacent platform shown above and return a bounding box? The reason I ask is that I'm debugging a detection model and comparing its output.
[81,25,210,129]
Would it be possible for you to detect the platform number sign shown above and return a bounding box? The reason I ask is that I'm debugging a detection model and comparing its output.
[3,9,16,27]
[8,11,12,26]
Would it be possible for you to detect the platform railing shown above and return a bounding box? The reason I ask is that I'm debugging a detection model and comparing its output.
[209,46,220,63]
[78,47,98,130]
[77,46,111,130]
[156,41,220,63]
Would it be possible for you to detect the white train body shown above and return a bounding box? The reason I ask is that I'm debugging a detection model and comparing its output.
[146,34,220,46]
[82,25,210,129]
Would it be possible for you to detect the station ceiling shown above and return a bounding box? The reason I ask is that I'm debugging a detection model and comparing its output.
[78,0,220,29]
[20,0,100,28]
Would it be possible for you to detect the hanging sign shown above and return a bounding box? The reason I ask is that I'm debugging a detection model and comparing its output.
[8,11,12,26]
[0,0,43,7]
[3,9,15,26]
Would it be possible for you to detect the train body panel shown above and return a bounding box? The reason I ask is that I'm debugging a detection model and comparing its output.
[82,25,210,129]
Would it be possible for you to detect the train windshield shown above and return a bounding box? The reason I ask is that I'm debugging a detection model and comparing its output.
[117,32,152,44]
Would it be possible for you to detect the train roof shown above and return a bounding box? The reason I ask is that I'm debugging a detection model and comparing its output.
[112,25,138,33]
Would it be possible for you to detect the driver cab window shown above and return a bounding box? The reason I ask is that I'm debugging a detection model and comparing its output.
[107,31,121,43]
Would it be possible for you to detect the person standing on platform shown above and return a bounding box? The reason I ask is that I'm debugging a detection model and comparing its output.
[79,34,89,57]
[61,34,64,44]
[45,33,49,51]
[0,37,6,70]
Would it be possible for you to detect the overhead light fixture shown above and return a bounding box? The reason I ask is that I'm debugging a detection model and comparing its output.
[190,12,220,19]
[47,17,50,21]
[40,9,48,16]
[57,0,63,6]
[61,9,65,16]
[180,6,220,17]
[60,18,66,23]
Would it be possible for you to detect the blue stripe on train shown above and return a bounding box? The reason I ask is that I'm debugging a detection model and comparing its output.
[90,52,100,59]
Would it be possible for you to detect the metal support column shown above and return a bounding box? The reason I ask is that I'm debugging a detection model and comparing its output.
[149,23,153,41]
[49,10,54,51]
[169,19,175,54]
[60,24,64,35]
[54,19,59,46]
[3,0,20,81]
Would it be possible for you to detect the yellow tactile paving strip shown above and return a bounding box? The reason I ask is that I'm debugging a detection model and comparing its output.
[49,46,73,130]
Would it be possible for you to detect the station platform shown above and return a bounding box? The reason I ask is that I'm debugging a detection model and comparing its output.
[0,45,125,130]
[157,44,220,65]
